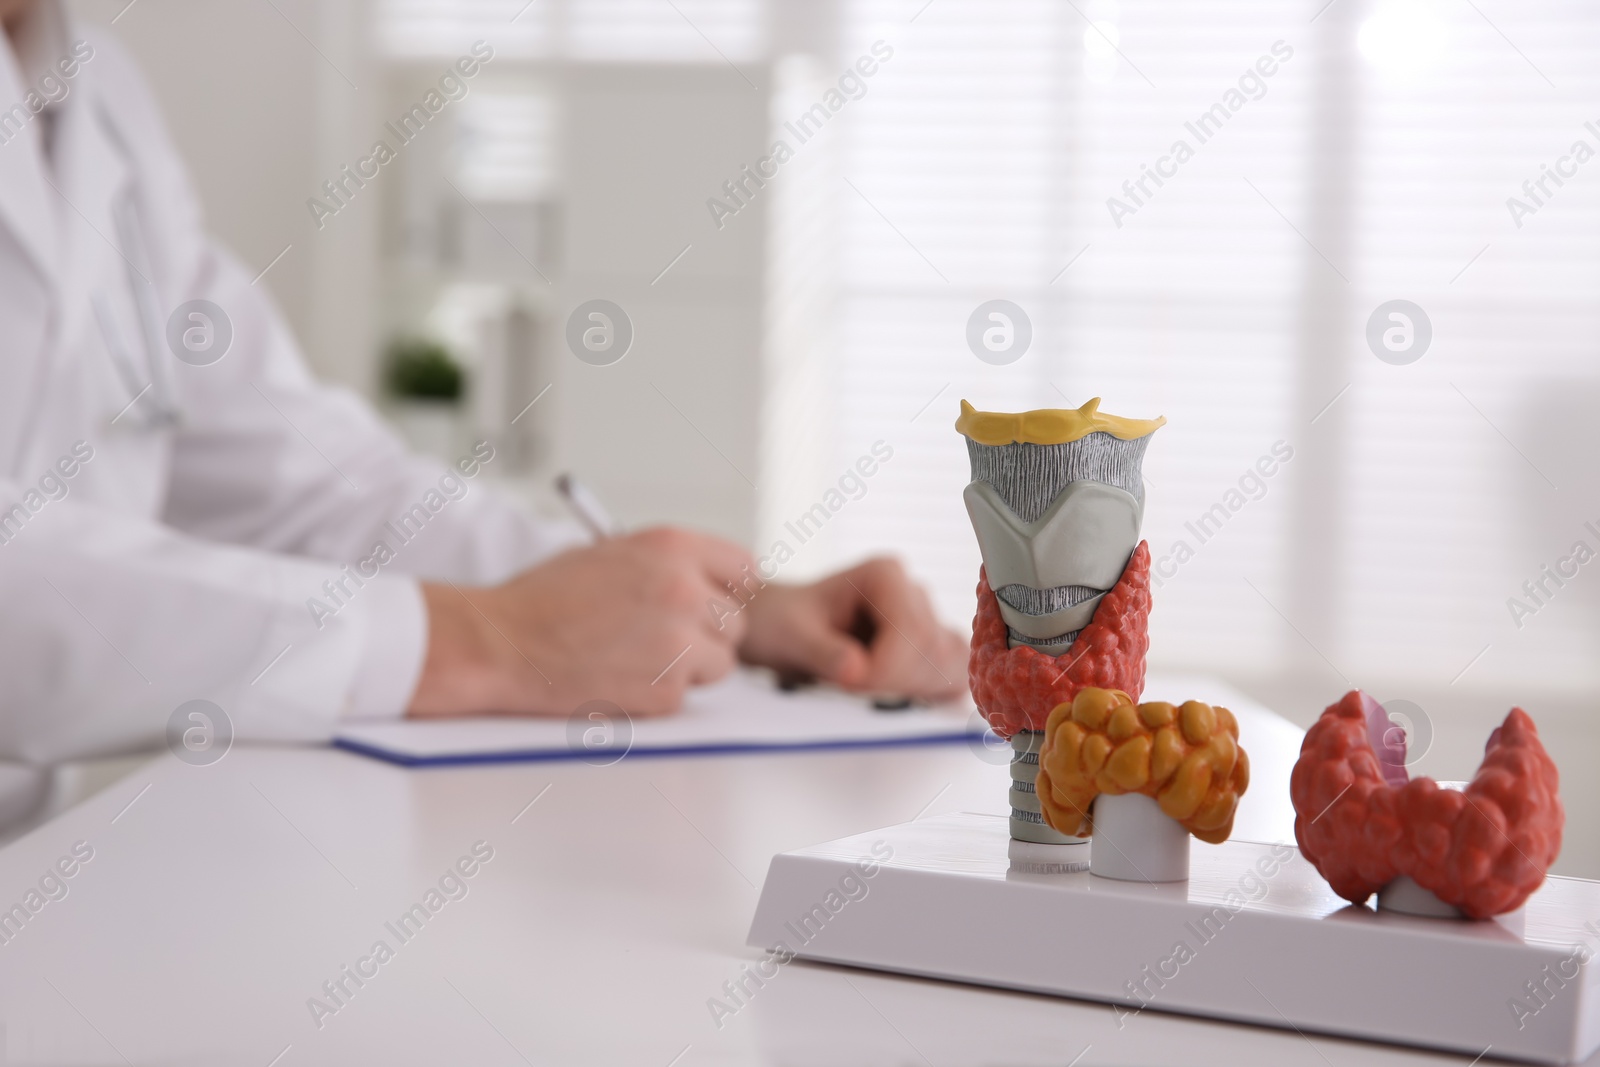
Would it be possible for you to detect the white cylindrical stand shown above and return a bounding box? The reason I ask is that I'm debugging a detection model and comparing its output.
[1089,793,1190,882]
[1377,876,1465,919]
[1376,782,1468,919]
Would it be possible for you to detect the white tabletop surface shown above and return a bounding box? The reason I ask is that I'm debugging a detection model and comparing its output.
[0,678,1575,1066]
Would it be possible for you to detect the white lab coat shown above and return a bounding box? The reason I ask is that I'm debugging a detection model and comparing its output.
[0,7,577,784]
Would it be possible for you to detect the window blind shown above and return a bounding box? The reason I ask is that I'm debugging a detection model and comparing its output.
[804,0,1600,695]
[375,0,766,62]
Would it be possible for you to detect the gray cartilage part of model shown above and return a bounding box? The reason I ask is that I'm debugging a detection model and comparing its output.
[966,432,1149,520]
[965,431,1151,654]
[998,583,1094,652]
[963,478,1142,651]
[1009,731,1080,844]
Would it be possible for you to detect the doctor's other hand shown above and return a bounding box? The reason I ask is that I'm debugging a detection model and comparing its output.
[408,527,755,718]
[737,558,969,704]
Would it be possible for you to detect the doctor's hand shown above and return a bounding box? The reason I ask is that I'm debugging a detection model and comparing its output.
[737,558,968,704]
[408,527,755,718]
[405,531,967,718]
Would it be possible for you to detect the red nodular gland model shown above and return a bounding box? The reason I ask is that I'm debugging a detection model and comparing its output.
[969,542,1153,739]
[1291,690,1563,919]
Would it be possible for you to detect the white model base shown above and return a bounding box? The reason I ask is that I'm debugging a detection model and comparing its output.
[749,812,1600,1065]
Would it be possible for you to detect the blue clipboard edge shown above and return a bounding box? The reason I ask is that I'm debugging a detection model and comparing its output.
[332,729,989,768]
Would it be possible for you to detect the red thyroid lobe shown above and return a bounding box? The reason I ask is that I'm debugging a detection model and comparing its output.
[1290,690,1563,919]
[968,541,1152,738]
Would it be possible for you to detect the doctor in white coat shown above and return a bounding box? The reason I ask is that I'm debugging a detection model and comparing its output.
[0,0,966,811]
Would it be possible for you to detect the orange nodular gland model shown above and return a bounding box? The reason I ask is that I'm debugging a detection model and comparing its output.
[1036,687,1251,844]
[1291,691,1563,919]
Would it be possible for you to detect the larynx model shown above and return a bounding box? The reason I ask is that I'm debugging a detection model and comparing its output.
[959,398,1159,844]
[1291,691,1564,919]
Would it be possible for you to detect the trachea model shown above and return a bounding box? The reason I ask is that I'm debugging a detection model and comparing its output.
[1292,691,1563,919]
[959,398,1162,847]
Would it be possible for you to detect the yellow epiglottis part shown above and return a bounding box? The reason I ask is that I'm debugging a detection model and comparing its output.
[955,397,1166,446]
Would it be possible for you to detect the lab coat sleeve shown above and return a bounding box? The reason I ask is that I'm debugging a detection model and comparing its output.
[154,241,585,723]
[0,481,424,764]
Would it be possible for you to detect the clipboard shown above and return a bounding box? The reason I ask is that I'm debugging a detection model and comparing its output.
[334,669,987,767]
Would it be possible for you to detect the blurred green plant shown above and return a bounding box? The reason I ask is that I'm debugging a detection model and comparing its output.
[384,337,465,401]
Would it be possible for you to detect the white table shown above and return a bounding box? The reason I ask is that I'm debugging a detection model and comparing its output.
[0,681,1580,1066]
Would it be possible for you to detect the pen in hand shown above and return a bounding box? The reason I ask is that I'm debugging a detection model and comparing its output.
[555,473,618,541]
[555,474,924,712]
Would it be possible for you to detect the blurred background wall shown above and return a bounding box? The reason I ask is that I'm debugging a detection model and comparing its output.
[71,0,1600,867]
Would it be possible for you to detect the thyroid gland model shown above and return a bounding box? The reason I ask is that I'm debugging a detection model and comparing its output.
[959,398,1249,881]
[1291,692,1563,919]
